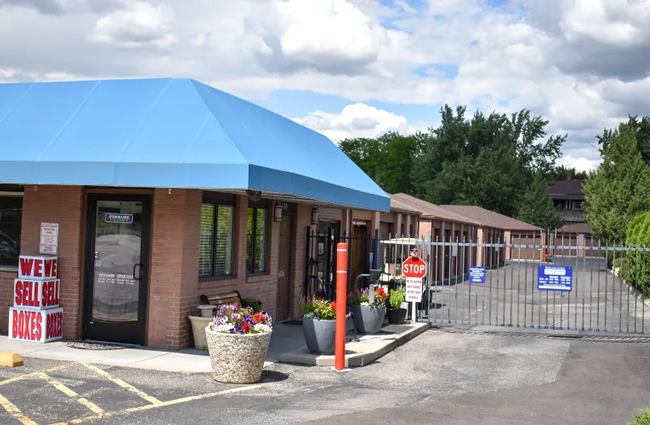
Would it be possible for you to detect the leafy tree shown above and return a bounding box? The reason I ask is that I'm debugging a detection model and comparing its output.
[626,211,650,296]
[597,115,650,166]
[425,146,526,216]
[411,105,565,197]
[339,132,420,194]
[584,124,650,242]
[516,178,564,229]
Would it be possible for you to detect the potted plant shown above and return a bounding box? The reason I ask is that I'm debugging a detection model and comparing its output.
[301,299,354,354]
[348,287,387,334]
[205,303,273,384]
[387,286,407,325]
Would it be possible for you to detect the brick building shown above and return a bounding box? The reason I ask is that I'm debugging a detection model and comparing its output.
[0,79,390,349]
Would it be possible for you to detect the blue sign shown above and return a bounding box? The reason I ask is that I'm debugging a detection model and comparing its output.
[537,265,573,292]
[105,213,133,224]
[469,266,486,284]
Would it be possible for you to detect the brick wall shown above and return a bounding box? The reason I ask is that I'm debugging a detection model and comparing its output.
[7,185,84,339]
[0,270,16,334]
[147,188,202,349]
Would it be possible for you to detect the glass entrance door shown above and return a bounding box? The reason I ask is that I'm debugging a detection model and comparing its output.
[84,194,151,345]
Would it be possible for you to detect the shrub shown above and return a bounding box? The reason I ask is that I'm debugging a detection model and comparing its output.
[630,406,650,425]
[389,287,406,309]
[242,298,263,313]
[626,212,650,296]
[347,287,387,307]
[300,299,351,320]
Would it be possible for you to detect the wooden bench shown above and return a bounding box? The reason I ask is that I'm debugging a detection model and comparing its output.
[199,290,243,310]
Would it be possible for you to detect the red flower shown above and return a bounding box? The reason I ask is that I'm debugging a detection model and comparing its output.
[376,287,386,298]
[330,301,337,310]
[241,322,251,332]
[251,313,266,324]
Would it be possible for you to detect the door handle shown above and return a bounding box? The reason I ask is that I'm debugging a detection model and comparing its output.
[133,263,143,280]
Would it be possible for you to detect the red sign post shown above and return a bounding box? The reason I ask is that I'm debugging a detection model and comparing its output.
[402,255,427,322]
[335,242,348,371]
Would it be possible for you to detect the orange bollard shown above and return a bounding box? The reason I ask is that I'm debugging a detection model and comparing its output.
[335,242,348,371]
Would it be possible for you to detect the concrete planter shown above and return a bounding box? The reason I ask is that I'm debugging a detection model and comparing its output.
[205,327,272,384]
[302,316,354,354]
[188,315,212,350]
[352,305,386,334]
[387,308,407,325]
[198,305,215,318]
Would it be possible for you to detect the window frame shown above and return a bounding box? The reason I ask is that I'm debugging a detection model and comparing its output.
[0,189,24,271]
[247,205,269,275]
[198,197,236,281]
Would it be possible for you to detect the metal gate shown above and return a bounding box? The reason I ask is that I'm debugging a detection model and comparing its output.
[427,234,650,334]
[378,232,650,335]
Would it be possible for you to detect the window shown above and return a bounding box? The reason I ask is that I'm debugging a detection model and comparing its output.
[0,193,23,268]
[246,207,267,273]
[199,203,234,278]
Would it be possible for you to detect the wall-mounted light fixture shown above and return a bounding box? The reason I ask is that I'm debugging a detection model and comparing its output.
[311,207,319,225]
[274,203,283,222]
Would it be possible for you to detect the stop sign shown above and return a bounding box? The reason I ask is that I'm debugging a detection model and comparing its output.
[402,257,427,278]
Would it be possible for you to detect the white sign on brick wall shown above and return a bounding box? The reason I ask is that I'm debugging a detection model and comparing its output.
[40,223,59,255]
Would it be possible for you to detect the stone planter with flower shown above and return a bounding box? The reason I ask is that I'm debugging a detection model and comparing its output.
[301,299,354,354]
[205,303,273,384]
[348,287,387,334]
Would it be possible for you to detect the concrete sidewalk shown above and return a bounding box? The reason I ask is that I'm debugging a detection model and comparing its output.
[0,323,307,373]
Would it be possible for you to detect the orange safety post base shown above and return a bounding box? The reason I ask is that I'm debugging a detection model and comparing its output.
[335,242,348,371]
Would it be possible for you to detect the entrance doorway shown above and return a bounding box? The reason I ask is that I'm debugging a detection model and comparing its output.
[276,214,293,322]
[83,194,152,345]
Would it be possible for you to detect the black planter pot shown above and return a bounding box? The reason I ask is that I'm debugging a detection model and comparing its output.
[387,308,407,325]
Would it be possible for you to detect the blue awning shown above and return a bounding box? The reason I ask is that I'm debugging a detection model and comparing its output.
[0,78,390,212]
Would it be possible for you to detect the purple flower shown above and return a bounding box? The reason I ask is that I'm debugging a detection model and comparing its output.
[231,313,241,320]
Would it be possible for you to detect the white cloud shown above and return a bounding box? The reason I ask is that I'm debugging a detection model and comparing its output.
[560,155,601,173]
[244,0,390,75]
[89,1,177,50]
[1,0,649,174]
[294,103,416,142]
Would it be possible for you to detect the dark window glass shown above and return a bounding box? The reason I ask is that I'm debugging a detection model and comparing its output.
[246,207,267,273]
[0,195,22,268]
[199,203,234,278]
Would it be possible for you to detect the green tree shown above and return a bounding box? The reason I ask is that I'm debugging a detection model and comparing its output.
[598,115,650,166]
[584,124,650,242]
[339,132,420,194]
[411,105,565,198]
[626,212,650,296]
[516,178,564,229]
[425,146,526,216]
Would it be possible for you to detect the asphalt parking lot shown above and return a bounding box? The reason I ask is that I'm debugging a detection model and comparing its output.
[1,330,649,424]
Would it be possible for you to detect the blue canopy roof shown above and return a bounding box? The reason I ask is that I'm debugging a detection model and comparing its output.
[0,78,390,212]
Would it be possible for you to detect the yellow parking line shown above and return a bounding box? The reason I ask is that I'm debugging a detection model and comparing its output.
[37,373,104,415]
[0,393,37,425]
[52,385,261,425]
[0,362,78,386]
[81,363,161,405]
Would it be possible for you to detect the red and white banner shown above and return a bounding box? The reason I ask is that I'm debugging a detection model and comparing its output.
[13,279,60,309]
[18,255,58,280]
[8,307,64,343]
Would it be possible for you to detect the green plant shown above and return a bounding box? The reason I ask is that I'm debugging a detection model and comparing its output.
[630,406,650,425]
[389,287,406,309]
[347,287,387,307]
[241,298,262,313]
[301,299,350,320]
[626,211,650,296]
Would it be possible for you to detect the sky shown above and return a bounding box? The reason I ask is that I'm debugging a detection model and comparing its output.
[1,0,648,172]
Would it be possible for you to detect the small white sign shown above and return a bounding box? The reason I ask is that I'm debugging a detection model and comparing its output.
[405,277,423,302]
[40,223,59,255]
